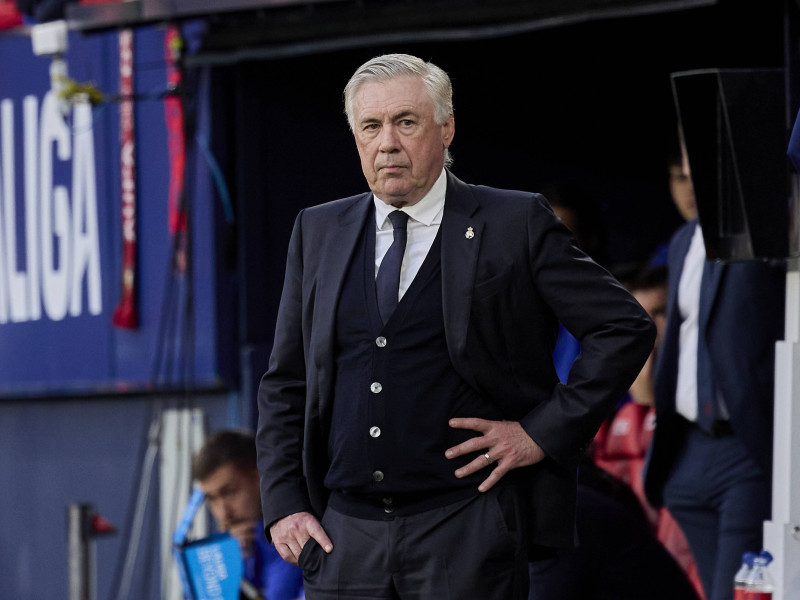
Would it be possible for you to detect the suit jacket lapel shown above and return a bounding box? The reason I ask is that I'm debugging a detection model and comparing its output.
[441,172,482,378]
[660,220,724,398]
[699,258,724,332]
[656,220,698,414]
[666,221,697,321]
[314,175,483,403]
[315,193,373,421]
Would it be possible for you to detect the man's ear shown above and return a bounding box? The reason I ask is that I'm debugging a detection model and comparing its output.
[442,115,455,148]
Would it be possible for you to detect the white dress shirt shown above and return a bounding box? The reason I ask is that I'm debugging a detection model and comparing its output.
[675,223,704,422]
[674,224,729,422]
[373,169,446,301]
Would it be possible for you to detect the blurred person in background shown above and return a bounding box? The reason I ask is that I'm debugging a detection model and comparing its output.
[643,144,785,600]
[667,149,698,223]
[593,262,705,599]
[194,430,304,600]
[530,263,698,600]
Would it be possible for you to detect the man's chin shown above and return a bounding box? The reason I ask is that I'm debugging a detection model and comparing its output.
[380,186,425,207]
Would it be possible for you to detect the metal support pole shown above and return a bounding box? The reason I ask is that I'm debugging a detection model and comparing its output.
[68,503,115,600]
[68,503,95,600]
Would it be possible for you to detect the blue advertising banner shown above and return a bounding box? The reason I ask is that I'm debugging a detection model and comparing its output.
[174,489,244,600]
[182,534,243,600]
[0,24,228,396]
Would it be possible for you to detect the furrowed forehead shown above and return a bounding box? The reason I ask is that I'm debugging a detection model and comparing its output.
[354,79,432,121]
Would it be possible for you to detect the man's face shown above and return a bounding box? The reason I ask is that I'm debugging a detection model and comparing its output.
[198,463,261,532]
[352,76,454,207]
[669,162,698,222]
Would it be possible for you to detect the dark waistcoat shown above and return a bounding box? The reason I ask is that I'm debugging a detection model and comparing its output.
[324,215,503,516]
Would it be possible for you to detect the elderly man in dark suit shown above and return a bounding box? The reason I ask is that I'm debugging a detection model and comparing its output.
[256,53,655,599]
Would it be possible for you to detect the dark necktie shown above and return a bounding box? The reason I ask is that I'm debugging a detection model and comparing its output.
[376,210,409,324]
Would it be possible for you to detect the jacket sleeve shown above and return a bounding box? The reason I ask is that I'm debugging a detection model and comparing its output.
[256,210,314,535]
[519,195,656,467]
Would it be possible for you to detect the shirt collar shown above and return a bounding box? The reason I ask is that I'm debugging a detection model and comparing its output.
[373,169,447,228]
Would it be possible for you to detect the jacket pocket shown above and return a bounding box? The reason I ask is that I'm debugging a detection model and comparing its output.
[473,270,513,300]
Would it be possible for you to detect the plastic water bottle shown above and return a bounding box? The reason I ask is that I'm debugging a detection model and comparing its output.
[734,551,756,600]
[744,550,774,600]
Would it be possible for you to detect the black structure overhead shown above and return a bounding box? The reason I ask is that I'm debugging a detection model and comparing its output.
[66,0,716,62]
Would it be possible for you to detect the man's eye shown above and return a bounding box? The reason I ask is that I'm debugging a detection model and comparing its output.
[363,123,379,131]
[399,119,414,126]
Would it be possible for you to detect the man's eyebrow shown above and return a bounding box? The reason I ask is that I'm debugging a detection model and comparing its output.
[210,483,233,496]
[359,109,419,126]
[392,110,417,120]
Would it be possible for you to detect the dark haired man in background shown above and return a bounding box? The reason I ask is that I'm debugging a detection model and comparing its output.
[194,430,304,600]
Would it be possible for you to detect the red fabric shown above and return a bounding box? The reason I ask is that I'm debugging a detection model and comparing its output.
[657,508,707,600]
[0,1,23,31]
[111,29,139,329]
[164,25,187,236]
[592,401,706,600]
[593,403,654,504]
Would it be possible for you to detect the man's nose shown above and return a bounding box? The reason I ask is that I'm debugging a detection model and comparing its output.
[378,125,399,152]
[220,501,235,523]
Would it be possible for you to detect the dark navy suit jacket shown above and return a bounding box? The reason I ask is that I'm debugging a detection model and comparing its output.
[257,171,655,549]
[644,220,785,507]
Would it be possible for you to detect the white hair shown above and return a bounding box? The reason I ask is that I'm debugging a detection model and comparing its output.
[343,53,454,167]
